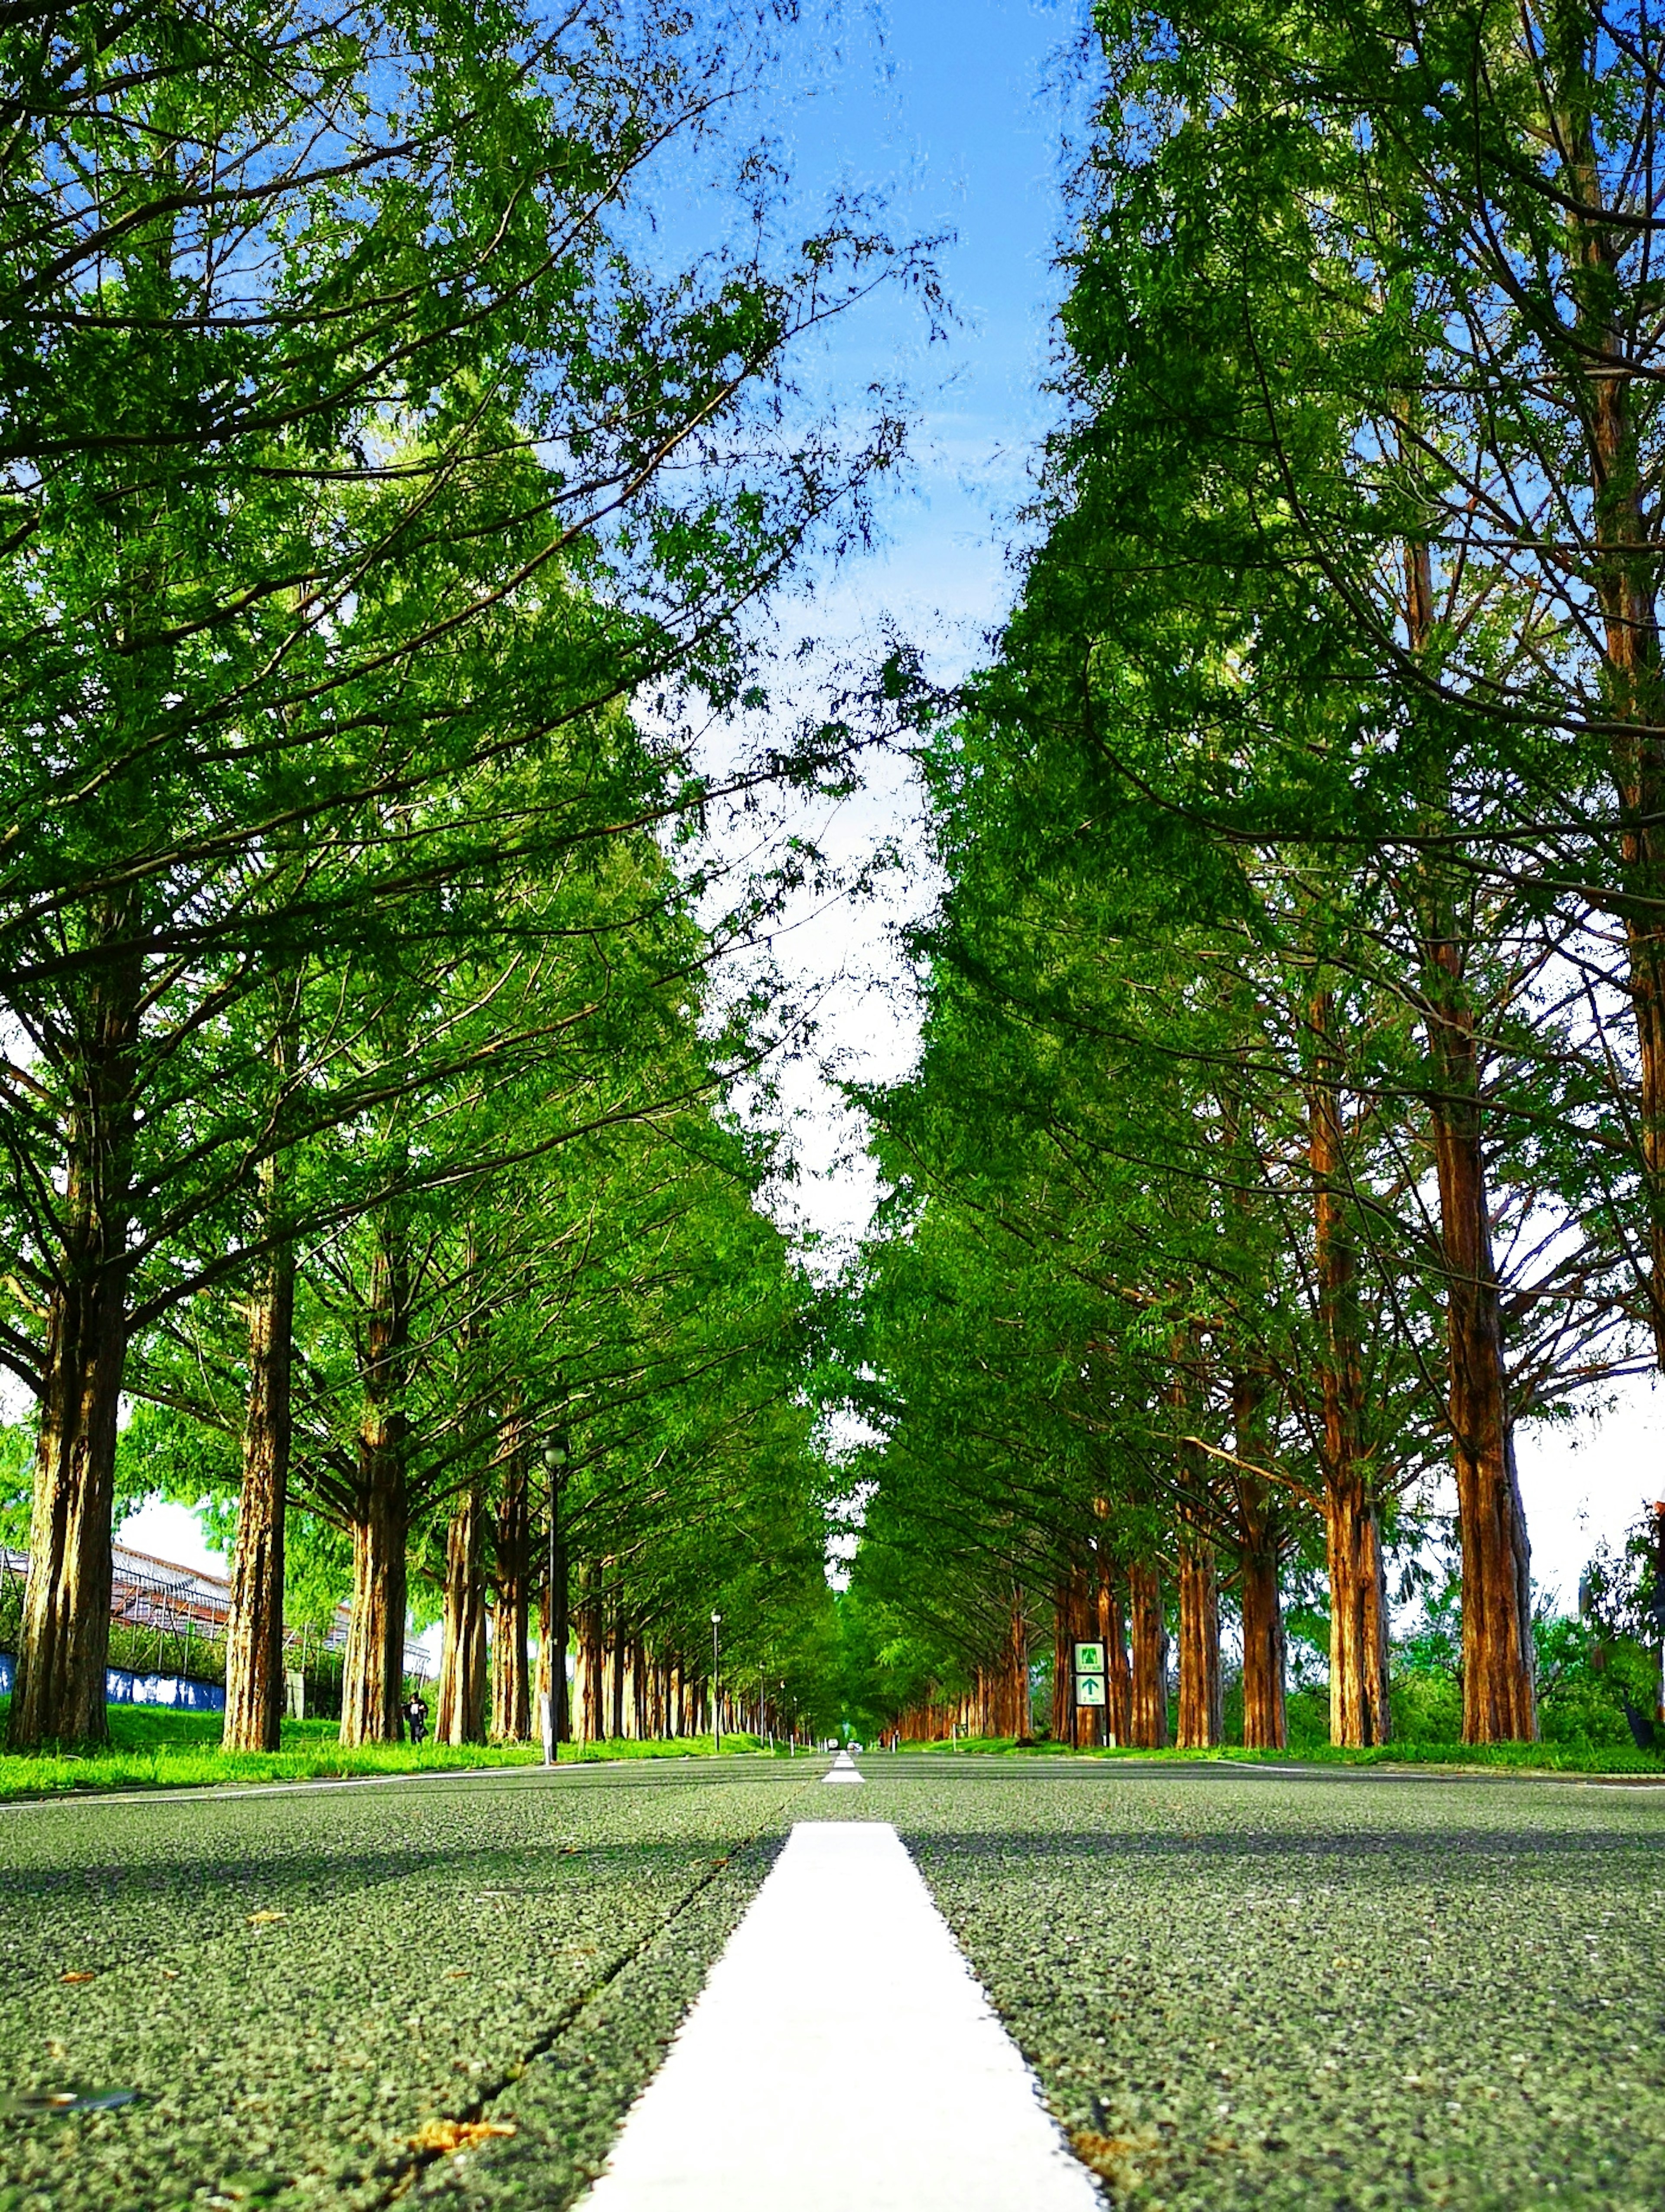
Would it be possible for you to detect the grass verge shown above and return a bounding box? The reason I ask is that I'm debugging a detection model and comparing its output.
[0,1703,767,1801]
[898,1733,1665,1774]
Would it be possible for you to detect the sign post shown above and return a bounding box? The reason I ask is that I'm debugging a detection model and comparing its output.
[1073,1641,1106,1740]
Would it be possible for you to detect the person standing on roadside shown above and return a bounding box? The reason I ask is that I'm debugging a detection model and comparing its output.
[404,1690,428,1745]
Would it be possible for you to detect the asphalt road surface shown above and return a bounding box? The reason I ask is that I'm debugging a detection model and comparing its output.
[0,1754,1660,2209]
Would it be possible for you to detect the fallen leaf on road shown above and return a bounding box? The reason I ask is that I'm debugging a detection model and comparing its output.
[59,1971,95,1984]
[409,2119,516,2155]
[1072,2126,1167,2191]
[245,1911,287,1926]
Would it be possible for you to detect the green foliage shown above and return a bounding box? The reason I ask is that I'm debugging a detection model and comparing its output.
[0,1424,31,1551]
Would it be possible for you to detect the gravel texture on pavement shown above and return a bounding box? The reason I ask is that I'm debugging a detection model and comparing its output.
[0,1762,816,2211]
[3,1754,1661,2212]
[838,1756,1665,2212]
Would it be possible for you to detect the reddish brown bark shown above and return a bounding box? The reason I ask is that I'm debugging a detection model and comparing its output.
[1324,1465,1389,1747]
[1172,1348,1222,1751]
[548,1512,568,1752]
[490,1438,530,1742]
[1232,1373,1286,1750]
[1397,522,1535,1744]
[222,1178,294,1753]
[1423,935,1536,1742]
[1051,1567,1092,1743]
[1308,986,1392,1748]
[435,1484,487,1745]
[340,1222,411,1746]
[7,922,142,1749]
[576,1562,605,1742]
[1098,1559,1133,1746]
[1175,1510,1222,1751]
[609,1612,628,1740]
[1006,1587,1031,1739]
[1128,1559,1169,1748]
[340,1458,408,1745]
[533,1581,551,1751]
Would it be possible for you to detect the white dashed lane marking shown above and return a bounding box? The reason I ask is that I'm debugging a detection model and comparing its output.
[578,1820,1100,2211]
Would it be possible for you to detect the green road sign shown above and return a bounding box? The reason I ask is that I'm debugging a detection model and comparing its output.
[1074,1673,1106,1707]
[1073,1642,1104,1674]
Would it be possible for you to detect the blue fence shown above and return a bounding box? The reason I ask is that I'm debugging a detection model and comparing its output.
[0,1653,224,1711]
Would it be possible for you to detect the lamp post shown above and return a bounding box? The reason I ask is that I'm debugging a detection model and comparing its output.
[711,1611,722,1752]
[543,1425,568,1768]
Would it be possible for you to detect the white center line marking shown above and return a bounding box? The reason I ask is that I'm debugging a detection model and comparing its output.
[822,1749,864,1785]
[577,1820,1100,2211]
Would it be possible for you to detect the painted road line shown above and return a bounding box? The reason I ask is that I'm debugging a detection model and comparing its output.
[822,1748,864,1786]
[578,1820,1100,2212]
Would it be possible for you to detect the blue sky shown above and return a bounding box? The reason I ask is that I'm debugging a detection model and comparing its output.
[779,0,1087,659]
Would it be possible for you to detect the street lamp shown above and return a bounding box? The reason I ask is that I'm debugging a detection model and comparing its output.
[542,1426,568,1768]
[711,1611,722,1752]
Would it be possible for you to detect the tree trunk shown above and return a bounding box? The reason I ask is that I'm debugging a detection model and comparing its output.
[1325,1462,1390,1747]
[340,1223,411,1746]
[1239,1536,1285,1750]
[578,1565,605,1742]
[534,1581,551,1753]
[1172,1348,1221,1751]
[1128,1559,1169,1748]
[341,1468,408,1744]
[1308,985,1392,1748]
[608,1609,625,1741]
[435,1484,487,1745]
[7,925,142,1749]
[549,1516,568,1749]
[490,1444,530,1742]
[1423,939,1536,1742]
[1006,1587,1030,1739]
[1098,1558,1132,1746]
[1175,1511,1222,1750]
[222,1191,295,1753]
[1232,1370,1286,1751]
[1051,1574,1077,1742]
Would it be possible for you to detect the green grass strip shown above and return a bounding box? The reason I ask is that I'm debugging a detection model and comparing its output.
[899,1734,1665,1774]
[0,1702,770,1800]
